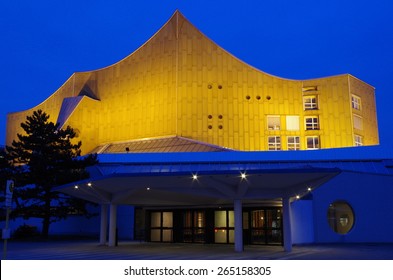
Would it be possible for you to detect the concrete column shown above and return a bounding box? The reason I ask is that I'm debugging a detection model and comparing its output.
[108,204,118,247]
[282,197,292,252]
[234,199,243,252]
[99,204,108,245]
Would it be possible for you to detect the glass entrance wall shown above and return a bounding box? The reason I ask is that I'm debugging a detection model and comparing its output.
[146,207,282,245]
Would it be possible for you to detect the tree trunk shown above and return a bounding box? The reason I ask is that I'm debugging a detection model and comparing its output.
[42,194,51,238]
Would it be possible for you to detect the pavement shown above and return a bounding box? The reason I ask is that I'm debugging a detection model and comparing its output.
[2,239,393,260]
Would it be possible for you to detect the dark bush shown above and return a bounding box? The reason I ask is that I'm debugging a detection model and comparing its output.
[12,224,40,239]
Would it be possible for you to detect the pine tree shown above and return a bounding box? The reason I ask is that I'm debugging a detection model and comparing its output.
[6,110,98,238]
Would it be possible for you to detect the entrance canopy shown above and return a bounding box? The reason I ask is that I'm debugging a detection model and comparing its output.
[56,151,345,207]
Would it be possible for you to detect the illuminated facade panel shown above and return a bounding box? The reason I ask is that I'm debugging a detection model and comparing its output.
[6,11,379,154]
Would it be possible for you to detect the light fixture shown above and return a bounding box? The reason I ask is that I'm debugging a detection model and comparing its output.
[146,187,151,191]
[240,172,247,179]
[296,195,300,199]
[192,174,198,180]
[87,182,92,187]
[307,187,312,192]
[74,185,79,190]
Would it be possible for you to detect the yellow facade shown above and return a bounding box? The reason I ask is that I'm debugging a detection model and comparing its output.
[6,11,379,154]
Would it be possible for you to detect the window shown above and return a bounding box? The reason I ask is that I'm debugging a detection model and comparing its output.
[287,136,300,150]
[305,116,319,130]
[268,136,281,150]
[327,201,354,234]
[286,116,300,131]
[351,95,361,110]
[353,114,363,130]
[354,135,363,146]
[303,95,318,110]
[267,116,281,130]
[306,136,320,150]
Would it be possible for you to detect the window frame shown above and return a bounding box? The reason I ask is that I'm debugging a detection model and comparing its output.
[268,136,281,151]
[354,135,363,146]
[303,95,318,110]
[351,94,361,110]
[287,136,300,151]
[305,116,319,130]
[306,136,320,150]
[267,115,281,130]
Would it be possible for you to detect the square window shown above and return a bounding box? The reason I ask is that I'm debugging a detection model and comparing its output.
[268,136,281,150]
[286,116,300,131]
[303,95,318,110]
[305,116,319,130]
[287,136,300,150]
[306,136,320,150]
[267,116,281,130]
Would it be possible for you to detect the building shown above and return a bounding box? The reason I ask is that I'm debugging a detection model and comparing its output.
[6,11,379,153]
[5,11,393,252]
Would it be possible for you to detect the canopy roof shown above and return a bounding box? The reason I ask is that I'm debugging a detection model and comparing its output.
[55,144,393,207]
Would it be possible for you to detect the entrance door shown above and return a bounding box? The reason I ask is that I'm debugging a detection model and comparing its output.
[182,210,205,243]
[250,209,282,245]
[150,211,173,242]
[214,210,235,243]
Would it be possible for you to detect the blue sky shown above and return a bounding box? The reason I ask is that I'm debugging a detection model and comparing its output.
[1,0,393,151]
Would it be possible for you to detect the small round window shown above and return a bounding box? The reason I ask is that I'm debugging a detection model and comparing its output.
[327,201,354,234]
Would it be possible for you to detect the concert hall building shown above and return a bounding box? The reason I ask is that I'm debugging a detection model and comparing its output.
[6,11,393,252]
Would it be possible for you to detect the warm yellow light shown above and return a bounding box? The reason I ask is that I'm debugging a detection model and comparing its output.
[87,182,92,187]
[296,195,300,199]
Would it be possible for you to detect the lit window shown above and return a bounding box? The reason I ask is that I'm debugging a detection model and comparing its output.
[303,95,318,110]
[305,116,319,130]
[354,135,363,146]
[327,201,354,235]
[351,95,361,110]
[268,136,281,150]
[353,114,363,130]
[286,116,300,131]
[287,136,300,150]
[267,116,281,130]
[306,136,320,150]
